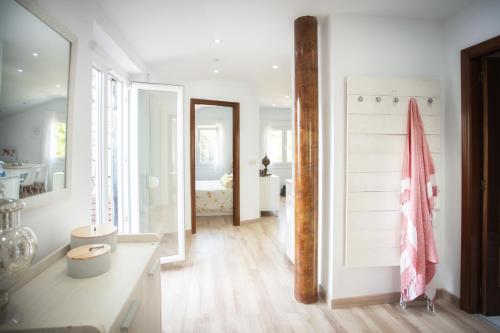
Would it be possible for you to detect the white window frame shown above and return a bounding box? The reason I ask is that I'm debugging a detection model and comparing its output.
[196,125,219,167]
[91,64,130,232]
[268,125,293,168]
[50,120,67,163]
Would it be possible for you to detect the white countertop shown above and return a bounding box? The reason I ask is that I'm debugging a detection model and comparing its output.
[0,175,20,180]
[0,242,159,332]
[3,163,45,170]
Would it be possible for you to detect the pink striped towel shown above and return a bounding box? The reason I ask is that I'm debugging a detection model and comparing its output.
[400,98,439,304]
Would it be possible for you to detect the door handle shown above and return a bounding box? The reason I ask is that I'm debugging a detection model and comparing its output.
[121,300,141,333]
[148,260,160,277]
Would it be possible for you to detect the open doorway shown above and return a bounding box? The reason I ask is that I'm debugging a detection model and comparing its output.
[259,106,294,262]
[190,98,240,234]
[460,35,500,324]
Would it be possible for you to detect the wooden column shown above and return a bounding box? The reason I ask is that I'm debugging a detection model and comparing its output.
[294,16,318,304]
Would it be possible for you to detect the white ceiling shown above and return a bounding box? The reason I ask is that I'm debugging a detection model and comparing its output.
[0,0,70,115]
[96,0,479,107]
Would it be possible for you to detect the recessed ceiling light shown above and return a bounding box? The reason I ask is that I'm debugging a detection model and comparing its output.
[284,95,290,99]
[272,65,279,70]
[272,103,276,107]
[213,69,220,74]
[17,68,23,73]
[32,52,39,57]
[55,84,61,88]
[214,39,222,44]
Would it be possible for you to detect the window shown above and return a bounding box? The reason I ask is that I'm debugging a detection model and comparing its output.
[53,122,66,159]
[268,129,283,162]
[91,66,129,230]
[197,127,218,165]
[267,127,292,164]
[286,129,292,163]
[91,68,102,225]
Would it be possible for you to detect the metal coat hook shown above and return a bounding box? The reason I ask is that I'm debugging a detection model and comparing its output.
[428,98,434,104]
[375,97,381,103]
[358,96,364,102]
[393,97,399,103]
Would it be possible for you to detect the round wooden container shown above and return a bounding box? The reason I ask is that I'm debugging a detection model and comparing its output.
[71,224,117,251]
[67,244,111,279]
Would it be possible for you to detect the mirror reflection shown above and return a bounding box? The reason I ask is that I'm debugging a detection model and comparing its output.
[0,0,71,199]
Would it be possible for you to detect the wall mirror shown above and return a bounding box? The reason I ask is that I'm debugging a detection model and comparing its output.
[0,0,71,201]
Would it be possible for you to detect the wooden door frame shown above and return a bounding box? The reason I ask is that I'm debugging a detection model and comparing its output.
[460,35,500,313]
[190,98,240,234]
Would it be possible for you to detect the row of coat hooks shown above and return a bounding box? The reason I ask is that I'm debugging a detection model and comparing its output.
[357,95,435,105]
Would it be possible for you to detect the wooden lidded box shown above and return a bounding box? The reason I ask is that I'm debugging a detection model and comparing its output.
[66,244,111,278]
[71,224,117,251]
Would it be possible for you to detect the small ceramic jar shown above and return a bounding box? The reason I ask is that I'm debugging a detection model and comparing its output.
[71,224,117,251]
[66,243,111,278]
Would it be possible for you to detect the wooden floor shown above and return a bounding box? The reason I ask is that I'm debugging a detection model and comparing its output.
[161,214,498,333]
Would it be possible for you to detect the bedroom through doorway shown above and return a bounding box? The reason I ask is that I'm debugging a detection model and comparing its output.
[190,99,240,233]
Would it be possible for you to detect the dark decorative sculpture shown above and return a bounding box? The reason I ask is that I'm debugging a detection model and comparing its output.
[259,154,271,177]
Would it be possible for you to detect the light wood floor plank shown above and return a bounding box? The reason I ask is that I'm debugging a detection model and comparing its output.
[161,214,499,333]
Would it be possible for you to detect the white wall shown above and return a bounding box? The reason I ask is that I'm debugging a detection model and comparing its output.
[259,106,292,188]
[182,80,261,223]
[325,14,445,300]
[318,16,333,301]
[195,106,233,181]
[441,0,500,298]
[17,0,142,262]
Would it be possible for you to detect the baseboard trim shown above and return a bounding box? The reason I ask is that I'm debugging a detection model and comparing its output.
[330,288,460,309]
[437,288,460,307]
[331,292,401,309]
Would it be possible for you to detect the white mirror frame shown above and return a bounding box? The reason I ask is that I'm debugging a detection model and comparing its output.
[13,0,77,210]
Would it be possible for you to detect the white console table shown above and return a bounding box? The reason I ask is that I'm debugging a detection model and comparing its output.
[259,174,280,214]
[0,240,161,333]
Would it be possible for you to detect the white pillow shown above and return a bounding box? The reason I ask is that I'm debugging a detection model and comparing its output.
[220,173,233,188]
[222,177,233,188]
[220,173,230,183]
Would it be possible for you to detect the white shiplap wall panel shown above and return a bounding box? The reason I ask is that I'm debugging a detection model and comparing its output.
[348,172,402,192]
[348,115,440,135]
[348,211,441,230]
[345,77,441,267]
[349,230,401,249]
[348,211,401,230]
[348,154,403,172]
[347,247,401,268]
[348,134,440,154]
[347,191,401,211]
[349,153,440,173]
[347,95,441,116]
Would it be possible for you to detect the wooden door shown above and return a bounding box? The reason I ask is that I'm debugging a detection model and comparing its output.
[482,57,500,316]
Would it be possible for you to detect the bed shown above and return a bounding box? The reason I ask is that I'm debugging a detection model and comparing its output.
[195,180,233,216]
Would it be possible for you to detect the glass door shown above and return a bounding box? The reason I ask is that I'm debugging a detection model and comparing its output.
[129,83,185,263]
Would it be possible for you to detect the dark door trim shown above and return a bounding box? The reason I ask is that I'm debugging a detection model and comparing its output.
[460,35,500,313]
[190,98,240,234]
